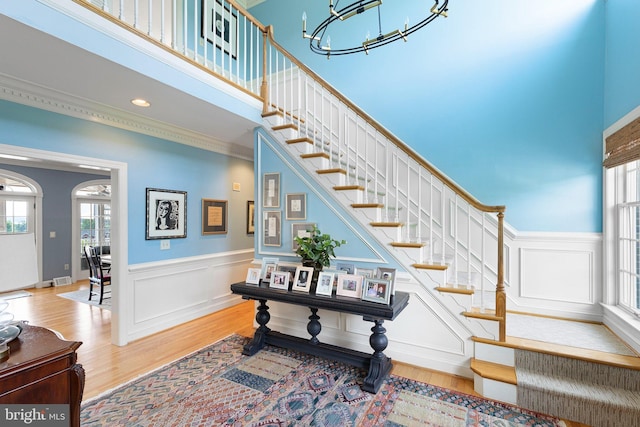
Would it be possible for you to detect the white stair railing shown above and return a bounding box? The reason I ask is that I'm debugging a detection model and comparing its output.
[264,33,507,340]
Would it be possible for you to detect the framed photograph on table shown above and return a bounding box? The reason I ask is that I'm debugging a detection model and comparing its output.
[201,0,238,59]
[201,199,227,235]
[146,188,187,240]
[336,262,356,274]
[362,278,392,304]
[376,267,397,294]
[260,257,279,282]
[269,270,290,290]
[292,266,314,292]
[263,172,280,208]
[286,193,307,220]
[336,274,363,299]
[315,271,335,296]
[246,201,255,234]
[263,211,281,246]
[291,222,316,251]
[245,268,261,285]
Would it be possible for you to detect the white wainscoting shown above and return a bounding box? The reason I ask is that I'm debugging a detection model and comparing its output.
[126,249,254,342]
[508,231,603,320]
[264,231,604,377]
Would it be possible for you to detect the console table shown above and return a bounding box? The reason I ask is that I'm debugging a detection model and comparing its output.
[230,281,409,393]
[0,324,84,427]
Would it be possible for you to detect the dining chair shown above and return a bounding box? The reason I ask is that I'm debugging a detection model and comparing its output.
[83,245,111,304]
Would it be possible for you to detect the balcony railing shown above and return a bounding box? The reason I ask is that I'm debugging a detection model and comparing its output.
[74,0,507,340]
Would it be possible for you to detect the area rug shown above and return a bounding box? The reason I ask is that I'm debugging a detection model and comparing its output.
[0,290,32,300]
[81,335,565,426]
[57,289,111,309]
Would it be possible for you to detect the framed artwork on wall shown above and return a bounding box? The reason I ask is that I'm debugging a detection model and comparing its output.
[247,200,255,234]
[291,222,316,251]
[146,188,187,240]
[263,173,280,208]
[201,0,238,59]
[201,198,227,235]
[263,211,281,247]
[285,193,307,220]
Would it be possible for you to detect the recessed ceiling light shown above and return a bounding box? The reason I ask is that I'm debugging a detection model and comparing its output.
[131,98,151,107]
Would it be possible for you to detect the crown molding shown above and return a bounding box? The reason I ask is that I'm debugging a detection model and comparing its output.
[0,72,253,161]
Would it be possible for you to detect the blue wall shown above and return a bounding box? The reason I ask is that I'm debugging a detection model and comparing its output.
[250,0,605,233]
[604,0,640,127]
[0,100,255,265]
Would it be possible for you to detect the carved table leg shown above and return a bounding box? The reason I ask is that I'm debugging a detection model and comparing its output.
[307,308,321,345]
[242,299,271,356]
[363,319,392,393]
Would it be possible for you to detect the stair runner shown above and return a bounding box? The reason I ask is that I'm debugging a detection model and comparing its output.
[515,349,640,427]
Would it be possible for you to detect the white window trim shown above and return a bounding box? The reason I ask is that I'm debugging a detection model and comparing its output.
[603,106,640,354]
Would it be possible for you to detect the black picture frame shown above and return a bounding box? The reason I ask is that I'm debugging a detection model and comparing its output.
[146,188,187,240]
[201,0,238,59]
[247,200,255,234]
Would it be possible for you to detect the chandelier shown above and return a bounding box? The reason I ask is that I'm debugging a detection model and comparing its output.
[302,0,449,58]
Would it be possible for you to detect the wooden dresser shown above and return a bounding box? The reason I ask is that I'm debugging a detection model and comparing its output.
[0,324,84,427]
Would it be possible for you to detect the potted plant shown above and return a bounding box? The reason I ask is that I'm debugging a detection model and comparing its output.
[294,226,346,280]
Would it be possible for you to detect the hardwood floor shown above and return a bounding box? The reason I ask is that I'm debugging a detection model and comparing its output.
[4,282,586,426]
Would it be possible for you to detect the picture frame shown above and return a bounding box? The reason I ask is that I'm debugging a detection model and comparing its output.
[355,267,375,279]
[376,267,397,294]
[315,271,335,296]
[291,222,316,251]
[263,211,282,246]
[246,200,255,234]
[260,257,278,282]
[201,0,238,59]
[336,262,356,274]
[278,264,298,284]
[263,172,280,208]
[362,278,392,304]
[336,273,363,299]
[245,268,261,285]
[286,193,307,220]
[201,198,227,235]
[292,266,314,292]
[145,188,187,240]
[269,270,290,290]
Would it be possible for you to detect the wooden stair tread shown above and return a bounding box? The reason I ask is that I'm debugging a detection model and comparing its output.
[472,336,640,371]
[318,168,346,175]
[287,137,313,144]
[334,185,364,191]
[463,311,502,322]
[272,123,298,131]
[301,152,330,159]
[262,110,283,118]
[352,203,384,208]
[370,222,403,227]
[470,358,517,385]
[391,242,426,248]
[435,286,474,295]
[413,263,449,271]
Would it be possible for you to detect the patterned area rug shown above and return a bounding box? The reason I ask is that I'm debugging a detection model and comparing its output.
[81,335,565,426]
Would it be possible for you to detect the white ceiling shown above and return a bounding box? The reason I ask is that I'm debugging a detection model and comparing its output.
[0,12,261,172]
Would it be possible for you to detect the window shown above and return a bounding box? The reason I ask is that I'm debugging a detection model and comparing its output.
[75,182,111,273]
[611,161,640,316]
[0,175,36,234]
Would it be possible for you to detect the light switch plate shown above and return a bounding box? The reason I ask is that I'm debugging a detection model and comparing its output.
[160,240,170,250]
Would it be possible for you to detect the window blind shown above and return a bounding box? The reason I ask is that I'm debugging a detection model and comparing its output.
[604,116,640,168]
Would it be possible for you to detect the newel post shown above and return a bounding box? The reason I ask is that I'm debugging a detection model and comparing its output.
[260,26,272,115]
[496,211,506,341]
